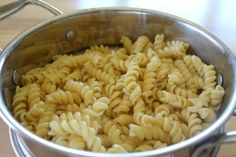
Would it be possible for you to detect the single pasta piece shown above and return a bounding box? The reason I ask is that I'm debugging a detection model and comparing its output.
[203,65,217,90]
[25,101,45,122]
[104,84,122,111]
[49,112,106,152]
[166,84,197,98]
[210,85,225,106]
[64,80,94,106]
[51,135,69,147]
[27,83,42,108]
[129,124,171,144]
[198,108,216,123]
[162,117,185,143]
[41,81,57,94]
[123,62,142,104]
[90,45,111,54]
[120,36,132,53]
[157,90,191,108]
[181,109,202,137]
[12,86,28,121]
[167,71,185,85]
[36,103,57,138]
[113,96,133,114]
[82,97,110,117]
[101,117,125,145]
[68,134,86,149]
[142,54,161,99]
[46,89,74,105]
[131,36,150,54]
[153,34,165,51]
[113,114,134,126]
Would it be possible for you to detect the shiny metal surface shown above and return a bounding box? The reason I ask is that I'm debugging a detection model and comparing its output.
[9,128,223,157]
[9,129,35,157]
[192,128,236,157]
[65,30,77,41]
[191,126,224,157]
[0,7,236,157]
[0,0,62,21]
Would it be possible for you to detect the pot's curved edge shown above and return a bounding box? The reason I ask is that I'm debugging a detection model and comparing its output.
[0,7,236,157]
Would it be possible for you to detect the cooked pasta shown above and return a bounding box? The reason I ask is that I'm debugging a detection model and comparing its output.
[12,34,225,153]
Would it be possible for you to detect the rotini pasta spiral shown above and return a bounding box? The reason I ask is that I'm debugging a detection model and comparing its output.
[191,55,205,77]
[124,62,142,104]
[183,55,198,75]
[90,45,111,54]
[46,89,74,105]
[120,36,132,53]
[27,83,42,108]
[166,84,197,98]
[162,117,185,143]
[84,61,115,85]
[41,81,57,95]
[12,86,28,121]
[68,134,86,149]
[174,59,192,81]
[203,65,216,90]
[168,71,185,85]
[111,56,128,73]
[51,135,69,147]
[49,112,106,152]
[36,103,57,138]
[142,54,161,99]
[157,90,191,108]
[82,97,109,117]
[25,101,45,122]
[64,80,94,106]
[103,84,122,112]
[153,34,165,51]
[210,85,225,107]
[181,109,202,137]
[113,95,132,114]
[129,124,171,143]
[62,69,82,83]
[157,40,188,59]
[22,68,46,85]
[102,117,125,144]
[198,108,216,123]
[131,36,150,54]
[87,79,103,99]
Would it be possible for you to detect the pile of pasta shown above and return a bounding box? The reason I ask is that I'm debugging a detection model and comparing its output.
[12,34,225,153]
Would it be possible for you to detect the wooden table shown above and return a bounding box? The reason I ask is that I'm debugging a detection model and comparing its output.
[0,0,236,156]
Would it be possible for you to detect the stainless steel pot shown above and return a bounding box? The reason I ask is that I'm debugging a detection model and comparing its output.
[1,1,236,157]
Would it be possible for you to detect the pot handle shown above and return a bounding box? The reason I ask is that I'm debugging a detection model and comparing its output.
[192,131,236,156]
[233,110,236,116]
[0,0,62,21]
[193,105,236,155]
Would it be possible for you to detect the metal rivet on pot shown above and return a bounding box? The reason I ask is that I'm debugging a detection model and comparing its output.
[65,30,77,41]
[217,73,223,85]
[12,70,21,85]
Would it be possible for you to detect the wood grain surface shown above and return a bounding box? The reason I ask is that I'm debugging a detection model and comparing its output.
[0,0,236,157]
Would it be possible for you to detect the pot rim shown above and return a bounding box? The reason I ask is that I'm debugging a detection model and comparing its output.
[0,7,236,157]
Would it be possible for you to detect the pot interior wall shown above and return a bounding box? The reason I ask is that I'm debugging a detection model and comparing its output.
[0,9,235,156]
[3,9,233,114]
